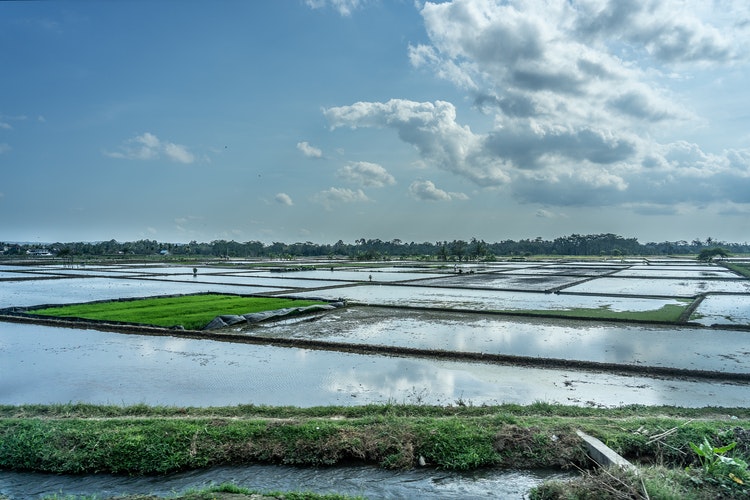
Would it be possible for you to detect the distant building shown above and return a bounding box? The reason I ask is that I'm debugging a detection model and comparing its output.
[27,249,52,257]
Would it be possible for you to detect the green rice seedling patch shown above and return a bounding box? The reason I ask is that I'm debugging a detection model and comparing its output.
[496,301,690,323]
[31,294,328,330]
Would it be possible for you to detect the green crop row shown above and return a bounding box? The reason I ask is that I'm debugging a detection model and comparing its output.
[31,294,327,330]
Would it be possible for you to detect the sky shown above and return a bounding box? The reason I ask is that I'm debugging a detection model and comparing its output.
[2,0,750,245]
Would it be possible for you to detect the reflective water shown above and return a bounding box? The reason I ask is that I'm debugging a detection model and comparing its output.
[693,294,750,326]
[246,307,750,374]
[0,465,573,500]
[2,323,749,408]
[416,273,584,291]
[286,284,687,312]
[566,277,750,296]
[264,269,450,282]
[0,277,286,308]
[1,261,748,410]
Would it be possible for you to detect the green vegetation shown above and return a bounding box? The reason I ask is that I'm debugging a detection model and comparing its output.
[30,294,327,330]
[724,261,750,279]
[498,302,691,323]
[3,403,749,498]
[5,233,750,261]
[697,247,730,262]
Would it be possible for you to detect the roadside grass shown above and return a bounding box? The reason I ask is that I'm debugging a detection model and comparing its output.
[495,302,691,323]
[30,294,328,330]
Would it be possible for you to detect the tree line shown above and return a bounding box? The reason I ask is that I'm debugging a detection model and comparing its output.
[2,233,747,260]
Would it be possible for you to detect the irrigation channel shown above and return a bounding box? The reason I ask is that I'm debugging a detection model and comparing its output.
[0,465,572,499]
[1,258,749,497]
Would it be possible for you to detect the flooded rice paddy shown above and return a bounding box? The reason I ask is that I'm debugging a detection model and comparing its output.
[1,257,749,408]
[1,258,749,498]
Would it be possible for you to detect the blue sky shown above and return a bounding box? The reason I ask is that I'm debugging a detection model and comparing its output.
[2,0,749,245]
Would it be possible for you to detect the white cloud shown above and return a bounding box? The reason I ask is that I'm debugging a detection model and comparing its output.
[297,141,323,158]
[409,180,467,202]
[325,99,510,186]
[275,193,294,206]
[0,122,11,130]
[0,143,10,154]
[337,161,396,187]
[163,142,195,164]
[305,0,366,16]
[105,132,195,164]
[312,187,370,210]
[322,0,750,212]
[572,0,741,66]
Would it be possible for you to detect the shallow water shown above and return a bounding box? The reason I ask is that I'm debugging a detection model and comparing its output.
[0,465,573,500]
[2,322,749,408]
[0,277,285,308]
[566,277,750,296]
[245,307,750,374]
[693,294,750,326]
[1,261,748,410]
[286,283,688,313]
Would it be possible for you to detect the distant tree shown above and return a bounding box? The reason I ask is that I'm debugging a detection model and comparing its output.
[697,247,729,262]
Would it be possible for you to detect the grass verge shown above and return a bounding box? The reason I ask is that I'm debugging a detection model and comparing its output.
[3,403,749,498]
[29,294,328,330]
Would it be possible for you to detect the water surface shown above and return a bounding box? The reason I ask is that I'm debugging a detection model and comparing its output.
[2,323,748,408]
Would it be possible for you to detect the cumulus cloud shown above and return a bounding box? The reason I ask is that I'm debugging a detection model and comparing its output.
[106,132,195,164]
[312,187,370,210]
[297,141,323,158]
[337,161,396,187]
[409,180,468,202]
[572,0,739,65]
[325,99,510,186]
[323,0,750,212]
[275,193,294,206]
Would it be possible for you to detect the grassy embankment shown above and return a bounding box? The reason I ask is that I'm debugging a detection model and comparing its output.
[724,261,750,279]
[1,403,749,499]
[31,294,328,330]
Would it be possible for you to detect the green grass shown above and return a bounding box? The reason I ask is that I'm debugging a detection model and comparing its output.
[4,403,750,499]
[31,294,328,330]
[724,262,750,279]
[2,403,749,474]
[496,302,691,322]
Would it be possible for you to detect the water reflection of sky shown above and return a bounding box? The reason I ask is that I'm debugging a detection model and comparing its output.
[249,308,750,374]
[263,269,449,282]
[612,268,740,278]
[286,285,686,312]
[417,274,584,291]
[567,278,750,296]
[2,323,749,408]
[693,295,750,326]
[0,278,284,308]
